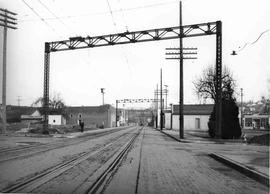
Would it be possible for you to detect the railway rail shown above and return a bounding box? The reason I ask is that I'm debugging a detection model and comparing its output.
[86,126,143,193]
[1,126,143,193]
[0,126,131,163]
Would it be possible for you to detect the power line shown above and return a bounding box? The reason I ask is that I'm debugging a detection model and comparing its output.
[21,0,62,37]
[105,0,133,78]
[18,1,178,22]
[106,0,117,27]
[236,29,270,52]
[117,0,129,32]
[37,0,76,35]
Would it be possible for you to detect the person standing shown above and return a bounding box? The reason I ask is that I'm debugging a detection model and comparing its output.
[79,120,84,132]
[80,120,84,132]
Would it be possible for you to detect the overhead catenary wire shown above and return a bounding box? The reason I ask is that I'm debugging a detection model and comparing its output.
[106,0,117,27]
[105,0,133,78]
[37,0,77,35]
[117,0,129,32]
[21,0,63,38]
[18,1,178,22]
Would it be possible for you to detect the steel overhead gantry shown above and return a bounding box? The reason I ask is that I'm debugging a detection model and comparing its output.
[43,21,222,137]
[47,22,218,51]
[115,98,158,127]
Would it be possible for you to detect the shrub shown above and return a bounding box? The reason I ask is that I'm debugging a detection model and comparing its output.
[208,120,215,138]
[208,98,242,139]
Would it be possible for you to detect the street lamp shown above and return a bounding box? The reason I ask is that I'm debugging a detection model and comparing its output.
[100,88,105,105]
[231,50,237,55]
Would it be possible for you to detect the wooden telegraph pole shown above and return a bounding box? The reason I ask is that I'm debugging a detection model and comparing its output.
[0,9,17,133]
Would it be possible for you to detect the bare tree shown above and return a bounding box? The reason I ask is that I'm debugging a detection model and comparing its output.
[31,93,65,109]
[193,65,236,102]
[50,95,65,109]
[31,97,44,107]
[195,66,241,139]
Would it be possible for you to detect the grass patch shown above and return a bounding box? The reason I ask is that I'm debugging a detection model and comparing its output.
[247,134,269,146]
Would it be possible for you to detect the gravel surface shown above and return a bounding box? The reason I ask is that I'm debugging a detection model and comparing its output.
[0,126,136,191]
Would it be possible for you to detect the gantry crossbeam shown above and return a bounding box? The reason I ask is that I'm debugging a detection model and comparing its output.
[115,98,158,127]
[116,99,158,103]
[46,21,218,52]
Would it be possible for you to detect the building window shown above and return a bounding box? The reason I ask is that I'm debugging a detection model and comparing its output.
[195,118,200,129]
[53,120,55,123]
[78,114,82,118]
[70,114,73,118]
[245,118,252,127]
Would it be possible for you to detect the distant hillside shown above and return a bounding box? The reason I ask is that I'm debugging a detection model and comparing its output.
[241,98,270,115]
[1,105,37,123]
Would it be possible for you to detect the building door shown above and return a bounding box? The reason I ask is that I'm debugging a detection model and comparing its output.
[195,118,200,129]
[253,119,260,129]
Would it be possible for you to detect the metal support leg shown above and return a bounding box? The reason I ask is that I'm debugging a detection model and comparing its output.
[215,21,222,138]
[43,42,50,133]
[179,1,184,139]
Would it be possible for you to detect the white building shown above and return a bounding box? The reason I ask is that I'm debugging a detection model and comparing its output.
[165,104,213,131]
[48,115,66,125]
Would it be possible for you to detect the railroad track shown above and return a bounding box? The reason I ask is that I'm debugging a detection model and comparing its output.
[0,126,130,154]
[86,126,143,194]
[0,126,131,163]
[1,126,143,193]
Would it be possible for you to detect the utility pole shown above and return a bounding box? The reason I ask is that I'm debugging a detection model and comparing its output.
[240,88,243,128]
[0,9,17,134]
[156,84,158,129]
[170,103,173,129]
[115,100,118,127]
[165,47,197,139]
[160,68,163,130]
[17,96,21,106]
[154,84,168,129]
[100,88,105,105]
[165,2,197,139]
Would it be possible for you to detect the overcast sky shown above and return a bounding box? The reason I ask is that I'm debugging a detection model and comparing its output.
[0,0,269,108]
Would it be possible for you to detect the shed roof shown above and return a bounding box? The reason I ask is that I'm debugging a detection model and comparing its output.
[244,114,270,119]
[66,104,113,114]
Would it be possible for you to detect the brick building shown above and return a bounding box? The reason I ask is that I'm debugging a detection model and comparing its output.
[65,104,115,128]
